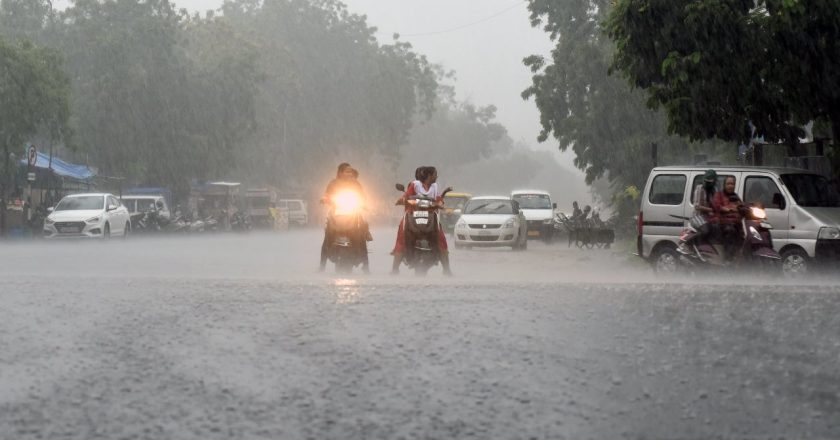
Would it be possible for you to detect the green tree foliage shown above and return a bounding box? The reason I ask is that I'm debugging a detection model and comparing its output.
[522,0,727,192]
[0,36,70,231]
[607,0,840,149]
[0,0,438,199]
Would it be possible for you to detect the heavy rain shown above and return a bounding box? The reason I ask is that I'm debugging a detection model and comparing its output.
[1,0,839,439]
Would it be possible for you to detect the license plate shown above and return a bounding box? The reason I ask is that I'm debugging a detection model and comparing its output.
[413,211,429,218]
[59,227,80,233]
[416,218,429,225]
[527,230,540,237]
[478,230,492,236]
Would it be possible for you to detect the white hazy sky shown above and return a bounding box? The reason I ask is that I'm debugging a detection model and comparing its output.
[56,0,578,169]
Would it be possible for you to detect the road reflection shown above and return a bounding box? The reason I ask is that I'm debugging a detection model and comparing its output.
[333,278,360,304]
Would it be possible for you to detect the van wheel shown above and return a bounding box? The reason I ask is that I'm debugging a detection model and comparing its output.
[781,248,809,278]
[651,246,679,274]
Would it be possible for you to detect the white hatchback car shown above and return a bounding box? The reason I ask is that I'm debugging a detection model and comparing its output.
[453,196,528,250]
[43,193,131,239]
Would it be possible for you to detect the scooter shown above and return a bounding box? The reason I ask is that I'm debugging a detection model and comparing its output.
[673,204,780,270]
[324,190,368,273]
[395,183,450,276]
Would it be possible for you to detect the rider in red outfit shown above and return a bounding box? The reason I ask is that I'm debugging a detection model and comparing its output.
[390,166,452,275]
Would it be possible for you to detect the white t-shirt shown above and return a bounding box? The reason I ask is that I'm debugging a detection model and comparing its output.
[412,181,441,199]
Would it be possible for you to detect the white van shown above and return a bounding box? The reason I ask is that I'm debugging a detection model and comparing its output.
[511,190,557,241]
[638,165,840,276]
[277,199,308,226]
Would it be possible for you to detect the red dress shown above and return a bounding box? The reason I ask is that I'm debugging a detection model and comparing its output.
[392,182,448,254]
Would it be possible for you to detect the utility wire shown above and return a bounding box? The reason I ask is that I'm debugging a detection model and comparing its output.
[388,0,528,38]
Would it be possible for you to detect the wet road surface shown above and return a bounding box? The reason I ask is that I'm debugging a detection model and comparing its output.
[1,228,838,439]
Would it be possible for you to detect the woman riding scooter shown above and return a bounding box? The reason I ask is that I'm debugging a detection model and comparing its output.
[390,166,452,275]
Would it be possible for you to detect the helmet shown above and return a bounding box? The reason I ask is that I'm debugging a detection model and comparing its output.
[703,169,717,182]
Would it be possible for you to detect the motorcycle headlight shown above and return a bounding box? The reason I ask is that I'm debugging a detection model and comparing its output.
[503,218,516,228]
[750,207,766,220]
[819,227,840,240]
[44,217,55,225]
[86,216,101,223]
[332,191,361,215]
[749,226,762,241]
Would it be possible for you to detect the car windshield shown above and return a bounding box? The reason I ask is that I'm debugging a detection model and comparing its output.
[780,174,840,207]
[132,198,158,212]
[512,194,551,209]
[249,196,270,208]
[444,196,468,210]
[465,200,514,214]
[55,196,104,211]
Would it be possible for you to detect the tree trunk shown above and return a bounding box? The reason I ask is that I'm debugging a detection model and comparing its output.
[0,142,7,237]
[831,111,840,182]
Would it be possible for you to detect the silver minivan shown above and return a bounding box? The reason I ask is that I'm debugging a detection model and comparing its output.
[638,165,840,276]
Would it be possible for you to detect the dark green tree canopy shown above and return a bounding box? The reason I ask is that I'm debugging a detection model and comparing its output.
[607,0,840,146]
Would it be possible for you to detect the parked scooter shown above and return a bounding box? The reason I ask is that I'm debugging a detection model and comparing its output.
[673,204,780,270]
[395,183,450,276]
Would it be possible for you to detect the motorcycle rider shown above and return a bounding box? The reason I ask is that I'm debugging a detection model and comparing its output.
[679,169,719,254]
[713,175,744,259]
[319,163,371,273]
[390,166,453,276]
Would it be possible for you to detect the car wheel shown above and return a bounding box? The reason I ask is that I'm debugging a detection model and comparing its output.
[781,248,809,278]
[651,245,679,274]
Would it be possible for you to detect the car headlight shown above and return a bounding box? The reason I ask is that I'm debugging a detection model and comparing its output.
[819,227,840,240]
[503,218,516,228]
[44,217,55,225]
[456,218,467,228]
[86,216,101,223]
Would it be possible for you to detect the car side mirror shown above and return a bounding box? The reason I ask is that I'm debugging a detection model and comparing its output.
[47,207,54,213]
[772,193,786,210]
[395,183,405,192]
[107,204,118,211]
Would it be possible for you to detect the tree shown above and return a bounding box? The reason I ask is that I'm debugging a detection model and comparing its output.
[607,0,840,153]
[522,0,729,192]
[0,36,70,234]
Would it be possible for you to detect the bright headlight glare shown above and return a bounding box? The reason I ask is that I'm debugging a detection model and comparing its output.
[332,191,361,215]
[750,207,766,220]
[819,227,840,240]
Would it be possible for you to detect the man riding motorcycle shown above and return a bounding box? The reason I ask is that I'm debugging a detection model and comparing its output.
[713,175,744,259]
[319,163,371,273]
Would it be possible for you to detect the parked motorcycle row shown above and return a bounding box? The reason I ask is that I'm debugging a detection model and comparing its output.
[130,203,252,235]
[554,211,616,249]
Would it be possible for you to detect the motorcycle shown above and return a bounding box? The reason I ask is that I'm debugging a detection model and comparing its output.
[395,183,450,276]
[673,203,781,270]
[324,190,368,273]
[231,211,252,232]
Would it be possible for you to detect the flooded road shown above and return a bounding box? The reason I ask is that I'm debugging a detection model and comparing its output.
[1,229,838,439]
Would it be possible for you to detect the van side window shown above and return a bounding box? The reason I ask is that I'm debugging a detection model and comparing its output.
[689,175,734,203]
[649,175,687,205]
[745,176,784,209]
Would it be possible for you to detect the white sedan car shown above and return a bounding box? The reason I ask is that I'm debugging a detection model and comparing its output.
[43,193,131,239]
[453,196,528,250]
